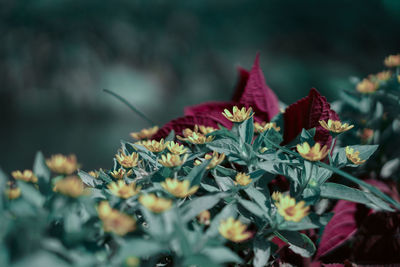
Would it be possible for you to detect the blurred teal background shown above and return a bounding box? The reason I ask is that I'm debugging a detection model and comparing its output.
[1,0,400,172]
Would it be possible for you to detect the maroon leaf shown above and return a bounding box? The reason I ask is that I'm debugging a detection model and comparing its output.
[184,101,235,129]
[315,200,369,260]
[151,115,224,140]
[282,88,339,147]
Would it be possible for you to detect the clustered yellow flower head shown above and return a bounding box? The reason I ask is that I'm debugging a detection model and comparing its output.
[125,257,140,267]
[5,182,21,200]
[297,142,329,161]
[46,154,78,175]
[53,176,85,198]
[130,126,159,140]
[139,194,172,213]
[235,172,252,186]
[116,151,139,168]
[166,141,188,155]
[197,210,211,225]
[137,139,166,153]
[177,125,216,144]
[161,178,199,198]
[110,168,133,179]
[88,170,99,178]
[273,193,309,222]
[107,180,141,199]
[345,146,366,165]
[319,119,354,133]
[158,153,188,168]
[218,217,252,242]
[194,151,225,169]
[356,78,379,94]
[222,106,253,123]
[254,121,280,133]
[384,54,400,68]
[369,71,392,82]
[11,170,38,183]
[97,201,136,236]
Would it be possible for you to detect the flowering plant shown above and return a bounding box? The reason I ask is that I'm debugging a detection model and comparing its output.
[2,54,400,266]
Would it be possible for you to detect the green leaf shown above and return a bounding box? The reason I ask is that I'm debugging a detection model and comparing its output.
[238,198,265,218]
[348,144,379,162]
[185,159,210,186]
[207,138,241,156]
[78,170,102,187]
[18,181,45,208]
[13,252,70,267]
[183,254,222,267]
[202,246,242,264]
[278,213,333,231]
[165,130,176,142]
[238,116,254,145]
[33,151,50,182]
[98,170,113,184]
[181,193,228,222]
[253,238,271,267]
[276,231,316,257]
[244,186,270,213]
[116,238,165,260]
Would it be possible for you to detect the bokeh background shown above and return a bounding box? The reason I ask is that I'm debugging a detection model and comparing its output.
[1,0,400,172]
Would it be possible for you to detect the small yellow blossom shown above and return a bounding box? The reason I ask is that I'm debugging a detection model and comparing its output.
[369,70,392,82]
[219,217,252,242]
[297,142,329,161]
[116,151,139,168]
[97,201,136,236]
[138,139,167,153]
[398,75,400,83]
[139,194,172,213]
[177,131,214,144]
[158,153,188,167]
[235,172,252,186]
[259,147,268,153]
[254,121,281,133]
[345,146,366,165]
[356,78,379,94]
[271,191,282,202]
[130,126,159,140]
[319,119,354,133]
[166,141,188,155]
[194,151,225,169]
[88,170,99,178]
[46,154,78,174]
[110,168,133,179]
[197,210,211,225]
[197,125,217,135]
[274,195,309,222]
[222,106,253,123]
[384,54,400,68]
[107,180,141,199]
[125,257,140,267]
[53,176,85,197]
[11,170,38,183]
[161,178,199,198]
[359,128,374,143]
[5,182,21,200]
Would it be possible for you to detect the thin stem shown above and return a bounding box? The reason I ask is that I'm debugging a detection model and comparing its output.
[103,89,156,125]
[295,163,313,199]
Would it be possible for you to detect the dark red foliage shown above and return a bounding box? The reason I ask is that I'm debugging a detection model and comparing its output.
[282,88,339,148]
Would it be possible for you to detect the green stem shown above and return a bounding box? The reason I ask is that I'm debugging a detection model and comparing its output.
[295,163,313,199]
[103,89,156,125]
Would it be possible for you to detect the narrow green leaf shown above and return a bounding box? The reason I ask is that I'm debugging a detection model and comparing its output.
[276,231,316,257]
[33,151,50,182]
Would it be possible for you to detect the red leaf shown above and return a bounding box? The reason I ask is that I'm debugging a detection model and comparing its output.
[236,53,280,122]
[184,101,235,129]
[282,88,339,147]
[315,200,368,259]
[151,115,224,140]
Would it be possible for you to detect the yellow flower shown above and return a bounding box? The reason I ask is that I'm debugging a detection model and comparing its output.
[254,121,281,133]
[345,146,366,165]
[369,70,392,82]
[139,194,172,213]
[5,182,21,200]
[97,201,136,236]
[130,126,159,140]
[197,210,211,225]
[197,125,217,135]
[161,178,199,198]
[46,154,78,174]
[384,54,400,68]
[125,257,140,267]
[297,142,329,161]
[11,170,38,183]
[107,180,141,199]
[218,217,252,242]
[177,125,216,144]
[166,141,188,155]
[53,176,85,198]
[194,151,226,169]
[222,106,253,123]
[271,191,282,202]
[110,168,133,179]
[398,75,400,83]
[359,128,374,143]
[274,195,309,222]
[158,153,188,167]
[88,170,99,178]
[319,119,354,133]
[259,147,268,153]
[356,78,379,94]
[235,172,252,186]
[138,139,166,153]
[116,151,139,168]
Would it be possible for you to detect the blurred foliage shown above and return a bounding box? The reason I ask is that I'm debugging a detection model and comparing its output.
[1,0,400,171]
